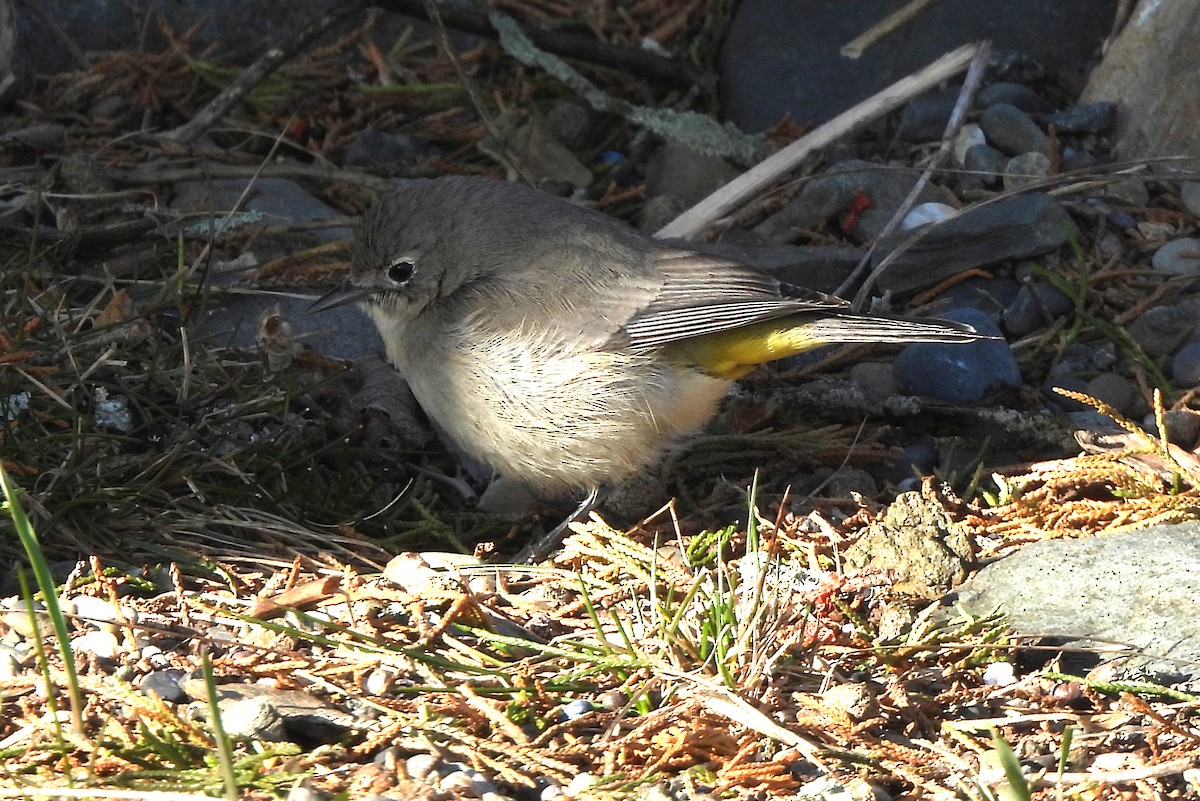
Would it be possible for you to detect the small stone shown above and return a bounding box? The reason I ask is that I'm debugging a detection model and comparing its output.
[404,753,440,782]
[896,91,957,141]
[982,661,1017,686]
[561,699,593,720]
[978,103,1050,156]
[976,82,1054,113]
[0,644,24,680]
[821,682,877,721]
[1044,102,1116,134]
[68,595,122,628]
[900,202,956,230]
[221,696,287,741]
[565,772,597,797]
[1003,151,1051,191]
[71,631,121,661]
[1146,409,1200,449]
[139,669,188,703]
[1002,279,1074,336]
[962,143,1006,186]
[1105,178,1150,207]
[953,123,986,164]
[893,309,1018,404]
[1085,373,1134,414]
[1152,237,1200,276]
[895,442,940,479]
[1172,342,1200,386]
[439,768,496,797]
[1181,182,1200,217]
[1127,304,1197,357]
[285,786,327,801]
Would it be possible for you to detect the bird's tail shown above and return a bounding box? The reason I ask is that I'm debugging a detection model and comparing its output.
[808,312,988,344]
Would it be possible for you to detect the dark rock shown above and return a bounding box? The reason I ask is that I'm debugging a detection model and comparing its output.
[644,140,739,208]
[893,308,1018,404]
[1001,279,1074,336]
[1172,341,1200,386]
[1043,102,1117,134]
[718,0,1116,133]
[873,193,1075,294]
[963,143,1007,186]
[1127,303,1197,357]
[976,82,1055,113]
[1085,373,1135,414]
[756,158,950,244]
[896,91,958,142]
[944,523,1200,686]
[1152,237,1200,276]
[978,103,1051,156]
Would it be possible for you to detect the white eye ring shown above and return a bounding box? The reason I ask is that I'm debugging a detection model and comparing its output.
[387,259,416,285]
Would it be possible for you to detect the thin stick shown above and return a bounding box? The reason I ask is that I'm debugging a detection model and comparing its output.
[841,0,950,59]
[654,42,981,241]
[843,39,992,306]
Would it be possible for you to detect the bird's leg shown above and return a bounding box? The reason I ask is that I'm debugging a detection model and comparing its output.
[512,486,599,564]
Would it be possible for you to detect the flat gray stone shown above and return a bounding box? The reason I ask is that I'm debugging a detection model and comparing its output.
[945,524,1200,685]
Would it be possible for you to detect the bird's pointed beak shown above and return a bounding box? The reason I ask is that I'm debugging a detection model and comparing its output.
[307,278,373,314]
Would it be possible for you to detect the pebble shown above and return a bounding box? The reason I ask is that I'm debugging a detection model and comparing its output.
[1085,373,1135,414]
[1146,410,1200,449]
[962,143,1006,186]
[896,442,940,478]
[0,644,24,680]
[900,202,955,230]
[139,669,188,703]
[1172,342,1200,386]
[285,786,327,801]
[560,699,593,720]
[1105,178,1150,207]
[71,630,121,661]
[1044,102,1116,134]
[953,123,985,164]
[896,91,957,142]
[404,752,439,781]
[1002,151,1052,191]
[820,682,877,721]
[982,661,1017,687]
[976,82,1054,113]
[68,595,123,629]
[439,767,497,796]
[221,696,287,741]
[1001,279,1074,336]
[1127,304,1198,357]
[893,308,1019,404]
[978,103,1050,156]
[1045,375,1091,411]
[1151,237,1200,276]
[1181,182,1200,217]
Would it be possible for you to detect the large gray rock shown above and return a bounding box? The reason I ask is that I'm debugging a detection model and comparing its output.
[946,523,1200,685]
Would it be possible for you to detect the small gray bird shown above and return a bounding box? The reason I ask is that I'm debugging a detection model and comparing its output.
[312,176,985,496]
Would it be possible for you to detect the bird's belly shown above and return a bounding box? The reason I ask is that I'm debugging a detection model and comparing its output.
[399,336,730,496]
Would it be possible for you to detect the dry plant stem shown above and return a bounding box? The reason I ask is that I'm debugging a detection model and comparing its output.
[841,0,950,58]
[655,41,981,240]
[372,0,714,91]
[161,0,370,144]
[111,161,396,193]
[844,39,991,306]
[419,0,536,188]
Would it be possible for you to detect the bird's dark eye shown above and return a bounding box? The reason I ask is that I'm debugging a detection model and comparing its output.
[387,259,416,285]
